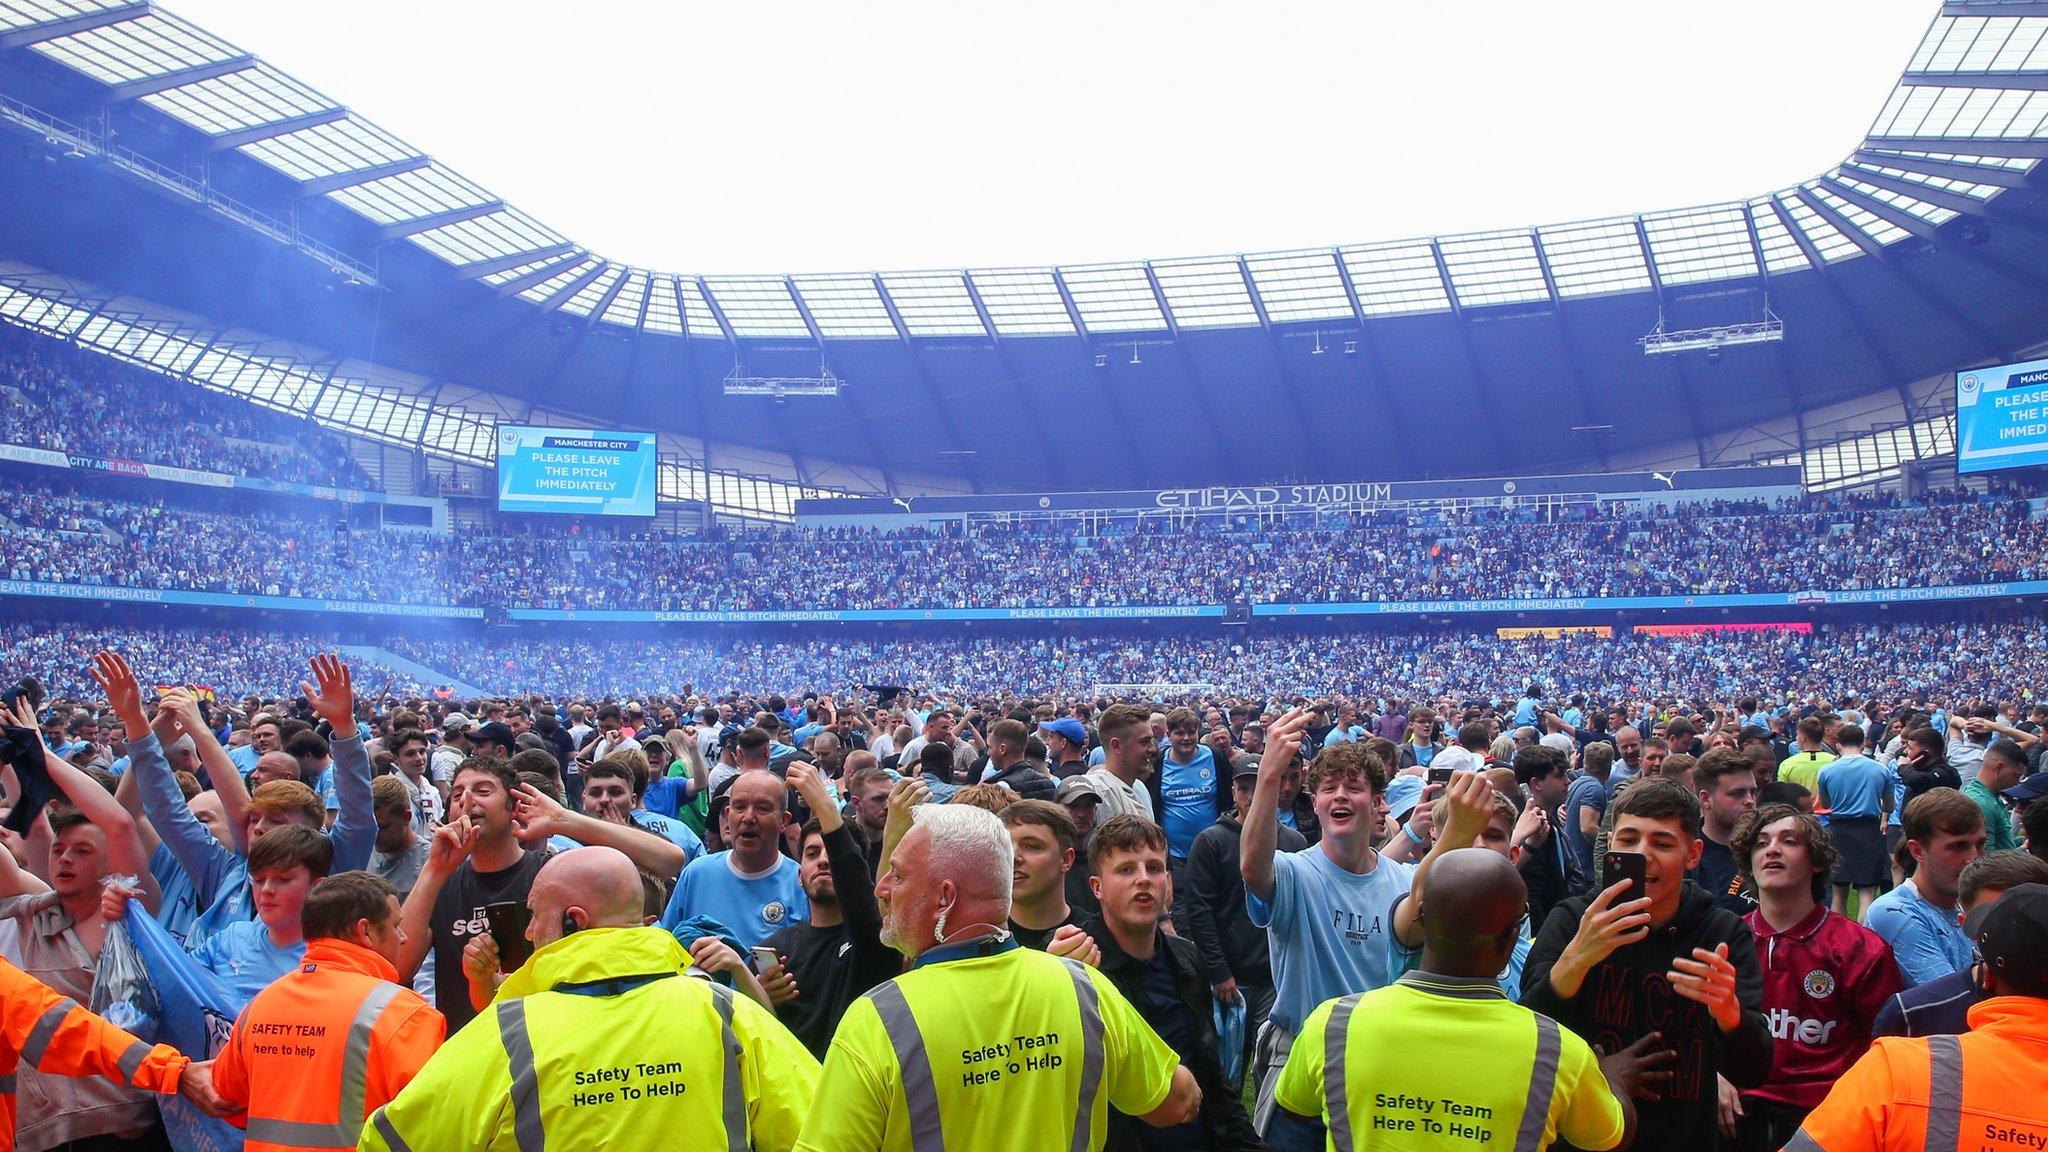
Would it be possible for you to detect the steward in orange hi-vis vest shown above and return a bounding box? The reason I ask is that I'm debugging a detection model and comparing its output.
[210,875,445,1152]
[1787,884,2048,1152]
[0,955,195,1152]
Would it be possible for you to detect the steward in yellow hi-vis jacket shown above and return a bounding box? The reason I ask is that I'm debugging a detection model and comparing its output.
[361,849,820,1152]
[796,803,1200,1152]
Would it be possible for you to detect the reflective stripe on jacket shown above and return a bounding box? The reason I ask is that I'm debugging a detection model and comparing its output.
[210,937,445,1151]
[361,926,820,1152]
[1788,996,2048,1152]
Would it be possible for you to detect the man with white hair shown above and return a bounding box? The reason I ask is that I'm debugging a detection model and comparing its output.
[797,803,1201,1152]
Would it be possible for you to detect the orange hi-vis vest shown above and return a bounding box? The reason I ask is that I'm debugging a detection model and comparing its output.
[211,936,446,1152]
[0,955,191,1152]
[1787,995,2048,1152]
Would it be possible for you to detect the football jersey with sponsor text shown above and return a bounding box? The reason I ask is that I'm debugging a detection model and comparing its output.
[1741,904,1903,1110]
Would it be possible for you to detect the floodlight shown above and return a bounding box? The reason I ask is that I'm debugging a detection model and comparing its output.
[1640,309,1782,356]
[723,361,844,398]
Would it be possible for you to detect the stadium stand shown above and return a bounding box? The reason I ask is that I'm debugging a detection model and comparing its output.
[4,478,2047,611]
[0,325,377,491]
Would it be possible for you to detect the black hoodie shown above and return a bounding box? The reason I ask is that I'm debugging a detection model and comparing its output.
[1521,881,1773,1152]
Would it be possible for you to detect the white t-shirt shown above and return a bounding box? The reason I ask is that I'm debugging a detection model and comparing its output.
[1084,768,1155,823]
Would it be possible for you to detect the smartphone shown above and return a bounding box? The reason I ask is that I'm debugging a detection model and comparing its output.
[750,945,781,975]
[485,902,533,972]
[1427,766,1454,787]
[1602,851,1647,907]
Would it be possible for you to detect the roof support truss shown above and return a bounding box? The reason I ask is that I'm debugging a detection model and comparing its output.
[103,56,255,103]
[961,273,1067,491]
[197,107,349,152]
[0,3,147,49]
[375,200,506,243]
[873,278,983,490]
[1861,135,2048,159]
[489,252,590,297]
[1525,237,1611,470]
[1050,269,1152,487]
[1428,239,1517,465]
[1899,69,2048,90]
[463,244,579,282]
[296,156,431,198]
[1321,255,1423,477]
[1141,263,1240,483]
[1847,150,2030,189]
[1768,197,1922,438]
[1802,182,2018,363]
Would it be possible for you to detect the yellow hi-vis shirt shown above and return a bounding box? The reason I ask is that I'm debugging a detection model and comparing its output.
[1274,972,1626,1152]
[794,939,1180,1152]
[359,926,819,1152]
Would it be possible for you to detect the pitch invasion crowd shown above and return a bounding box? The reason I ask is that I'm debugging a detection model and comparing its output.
[3,626,2045,1151]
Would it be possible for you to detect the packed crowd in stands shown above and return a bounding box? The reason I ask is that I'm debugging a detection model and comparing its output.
[0,622,428,700]
[383,619,2048,702]
[0,324,375,490]
[4,480,2048,612]
[0,482,451,603]
[1,616,2041,707]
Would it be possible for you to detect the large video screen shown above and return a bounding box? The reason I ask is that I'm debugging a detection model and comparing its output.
[1957,359,2048,474]
[495,426,658,516]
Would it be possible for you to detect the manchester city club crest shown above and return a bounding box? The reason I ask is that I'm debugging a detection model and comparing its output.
[1959,374,1980,396]
[762,901,788,926]
[1803,969,1836,999]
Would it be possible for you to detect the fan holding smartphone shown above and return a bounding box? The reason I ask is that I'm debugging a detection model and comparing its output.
[1522,777,1772,1152]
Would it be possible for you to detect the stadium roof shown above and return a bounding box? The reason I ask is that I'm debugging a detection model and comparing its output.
[4,0,2048,497]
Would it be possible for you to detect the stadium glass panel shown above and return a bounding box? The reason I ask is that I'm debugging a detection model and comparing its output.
[0,2,135,34]
[1775,193,1863,262]
[793,276,899,339]
[640,277,685,335]
[877,272,988,337]
[967,269,1076,336]
[1806,184,1913,245]
[516,259,604,305]
[410,210,569,269]
[141,64,332,135]
[558,265,627,319]
[702,277,811,338]
[329,164,495,228]
[679,280,726,338]
[1242,250,1355,322]
[240,116,416,182]
[1340,241,1452,315]
[29,10,239,85]
[1150,257,1260,329]
[1746,198,1812,274]
[1642,204,1760,286]
[1537,218,1653,297]
[1059,264,1168,333]
[1437,232,1550,308]
[598,271,651,329]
